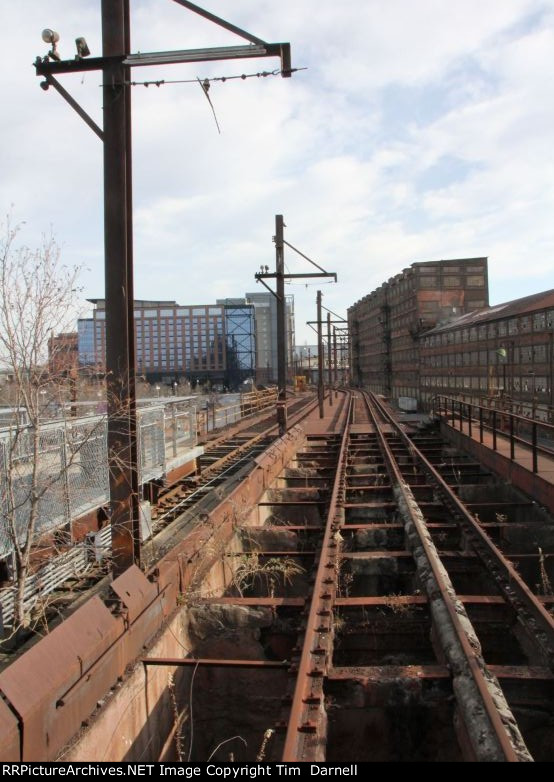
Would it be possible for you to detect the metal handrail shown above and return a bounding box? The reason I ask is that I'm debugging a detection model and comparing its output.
[434,394,554,473]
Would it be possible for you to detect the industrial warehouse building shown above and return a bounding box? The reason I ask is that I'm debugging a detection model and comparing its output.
[349,258,554,421]
[348,257,489,401]
[419,289,554,420]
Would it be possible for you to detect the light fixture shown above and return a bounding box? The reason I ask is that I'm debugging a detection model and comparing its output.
[75,37,90,58]
[42,28,59,44]
[41,28,60,61]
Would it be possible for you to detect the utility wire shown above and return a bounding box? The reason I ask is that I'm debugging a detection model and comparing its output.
[116,66,307,88]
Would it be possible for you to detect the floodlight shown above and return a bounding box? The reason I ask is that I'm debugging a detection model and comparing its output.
[75,37,90,58]
[42,28,60,61]
[42,29,60,44]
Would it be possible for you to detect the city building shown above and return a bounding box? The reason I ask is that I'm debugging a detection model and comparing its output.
[419,289,554,421]
[48,332,79,377]
[78,299,255,389]
[216,299,256,387]
[348,258,489,404]
[77,292,297,389]
[243,291,295,385]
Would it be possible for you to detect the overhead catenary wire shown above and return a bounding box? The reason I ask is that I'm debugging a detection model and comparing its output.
[109,66,307,88]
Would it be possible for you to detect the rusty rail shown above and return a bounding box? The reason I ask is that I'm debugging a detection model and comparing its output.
[281,394,353,761]
[374,392,554,665]
[361,391,524,762]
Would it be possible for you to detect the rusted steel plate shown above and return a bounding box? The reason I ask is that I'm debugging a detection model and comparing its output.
[124,597,164,664]
[110,564,157,623]
[0,596,122,761]
[153,559,181,617]
[43,635,129,760]
[0,695,20,761]
[46,586,163,761]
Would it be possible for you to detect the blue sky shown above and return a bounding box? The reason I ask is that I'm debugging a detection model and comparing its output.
[2,0,554,343]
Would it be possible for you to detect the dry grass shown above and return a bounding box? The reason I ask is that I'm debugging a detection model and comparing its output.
[231,553,305,597]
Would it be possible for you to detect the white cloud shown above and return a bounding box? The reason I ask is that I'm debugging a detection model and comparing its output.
[1,1,553,343]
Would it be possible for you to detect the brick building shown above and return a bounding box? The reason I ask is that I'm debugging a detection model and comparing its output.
[420,289,554,421]
[48,332,79,378]
[348,258,489,403]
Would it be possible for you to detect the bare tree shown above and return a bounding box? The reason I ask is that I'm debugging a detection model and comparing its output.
[0,216,84,632]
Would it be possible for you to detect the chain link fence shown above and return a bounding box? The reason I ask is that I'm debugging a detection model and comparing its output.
[0,401,200,561]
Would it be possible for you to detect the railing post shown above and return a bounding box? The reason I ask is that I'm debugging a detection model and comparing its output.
[532,422,538,473]
[171,403,177,457]
[492,410,497,451]
[479,406,483,443]
[459,400,463,431]
[509,413,514,460]
[468,403,472,438]
[61,428,72,533]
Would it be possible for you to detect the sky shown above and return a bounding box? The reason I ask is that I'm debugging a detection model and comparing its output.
[3,0,554,344]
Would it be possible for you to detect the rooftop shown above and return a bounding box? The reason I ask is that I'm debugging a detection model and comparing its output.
[424,288,554,334]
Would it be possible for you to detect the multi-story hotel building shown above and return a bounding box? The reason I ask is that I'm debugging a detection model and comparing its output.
[77,291,295,389]
[78,298,255,389]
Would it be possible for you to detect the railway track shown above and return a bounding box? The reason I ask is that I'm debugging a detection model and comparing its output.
[149,395,318,531]
[0,394,318,638]
[5,388,554,762]
[192,389,554,762]
[271,390,554,761]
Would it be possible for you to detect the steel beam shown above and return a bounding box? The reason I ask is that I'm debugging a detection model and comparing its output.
[327,312,333,407]
[275,215,287,436]
[102,0,140,575]
[142,658,288,668]
[317,291,324,418]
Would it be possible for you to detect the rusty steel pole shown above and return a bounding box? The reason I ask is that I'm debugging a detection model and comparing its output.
[275,215,287,436]
[327,311,333,407]
[124,0,140,561]
[317,291,324,418]
[333,325,338,397]
[102,0,140,576]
